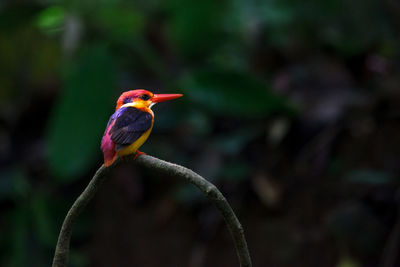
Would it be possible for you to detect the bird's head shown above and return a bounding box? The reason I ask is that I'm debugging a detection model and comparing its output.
[115,89,182,110]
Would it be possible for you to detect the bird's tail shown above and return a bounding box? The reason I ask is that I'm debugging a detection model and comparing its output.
[101,127,117,167]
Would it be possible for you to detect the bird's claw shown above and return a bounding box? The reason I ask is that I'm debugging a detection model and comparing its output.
[133,150,146,160]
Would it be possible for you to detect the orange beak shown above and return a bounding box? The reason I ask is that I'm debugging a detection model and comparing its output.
[152,93,183,103]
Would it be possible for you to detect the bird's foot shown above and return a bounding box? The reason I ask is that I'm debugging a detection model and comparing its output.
[133,150,146,160]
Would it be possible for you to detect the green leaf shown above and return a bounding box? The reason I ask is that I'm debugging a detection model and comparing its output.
[46,44,116,181]
[181,69,293,116]
[36,6,65,34]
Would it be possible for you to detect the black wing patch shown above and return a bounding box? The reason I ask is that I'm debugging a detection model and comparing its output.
[109,107,153,151]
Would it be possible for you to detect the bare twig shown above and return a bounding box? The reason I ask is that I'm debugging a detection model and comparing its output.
[52,155,252,267]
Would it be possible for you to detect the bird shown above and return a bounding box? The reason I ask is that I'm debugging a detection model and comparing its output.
[101,89,182,166]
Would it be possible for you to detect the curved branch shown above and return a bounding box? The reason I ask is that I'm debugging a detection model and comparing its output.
[52,155,252,267]
[52,165,110,267]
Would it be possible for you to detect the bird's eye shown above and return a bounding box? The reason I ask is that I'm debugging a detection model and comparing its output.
[123,97,131,104]
[140,94,151,101]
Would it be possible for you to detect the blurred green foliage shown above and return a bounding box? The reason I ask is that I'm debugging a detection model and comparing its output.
[167,0,227,59]
[0,0,399,266]
[47,44,116,181]
[182,69,292,116]
[36,6,65,34]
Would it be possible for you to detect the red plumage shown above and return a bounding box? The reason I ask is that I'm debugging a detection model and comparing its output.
[101,120,117,166]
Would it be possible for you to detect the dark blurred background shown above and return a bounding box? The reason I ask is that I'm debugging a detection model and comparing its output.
[1,0,400,266]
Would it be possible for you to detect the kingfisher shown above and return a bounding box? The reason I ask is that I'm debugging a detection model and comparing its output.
[101,89,182,166]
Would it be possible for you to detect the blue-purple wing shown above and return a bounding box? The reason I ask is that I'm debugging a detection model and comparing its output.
[109,107,153,150]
